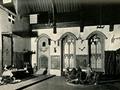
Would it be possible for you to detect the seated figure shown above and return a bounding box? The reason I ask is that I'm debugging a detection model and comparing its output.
[85,64,93,83]
[69,68,77,80]
[1,66,15,84]
[85,64,99,84]
[65,65,98,85]
[1,65,22,84]
[65,68,77,83]
[65,67,70,80]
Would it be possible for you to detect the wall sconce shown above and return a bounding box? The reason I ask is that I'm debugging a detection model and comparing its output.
[54,47,57,53]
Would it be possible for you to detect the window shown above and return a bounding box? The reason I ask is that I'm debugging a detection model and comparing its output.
[8,13,11,17]
[12,21,14,24]
[87,31,107,72]
[63,36,75,68]
[8,13,15,24]
[89,34,103,71]
[30,14,38,24]
[42,42,46,47]
[12,15,15,19]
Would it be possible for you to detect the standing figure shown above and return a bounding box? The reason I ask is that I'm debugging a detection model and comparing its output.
[33,63,37,73]
[86,64,93,83]
[76,66,82,83]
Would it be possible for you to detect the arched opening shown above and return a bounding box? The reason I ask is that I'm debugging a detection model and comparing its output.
[87,31,107,72]
[60,32,77,75]
[37,34,50,70]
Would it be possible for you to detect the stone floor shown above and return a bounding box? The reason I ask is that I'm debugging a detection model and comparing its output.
[0,75,120,90]
[0,75,54,90]
[24,76,120,90]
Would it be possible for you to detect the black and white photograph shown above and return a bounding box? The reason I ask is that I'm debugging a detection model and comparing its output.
[0,0,120,90]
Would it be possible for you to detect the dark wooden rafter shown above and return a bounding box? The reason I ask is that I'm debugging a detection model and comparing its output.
[51,0,57,34]
[109,24,114,32]
[79,5,84,32]
[2,0,120,31]
[76,4,84,32]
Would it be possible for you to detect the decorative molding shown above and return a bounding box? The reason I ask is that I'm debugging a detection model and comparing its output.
[59,32,77,40]
[111,35,120,43]
[39,47,48,52]
[86,31,107,40]
[35,34,50,42]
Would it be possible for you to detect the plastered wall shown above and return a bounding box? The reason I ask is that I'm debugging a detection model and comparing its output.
[31,25,120,69]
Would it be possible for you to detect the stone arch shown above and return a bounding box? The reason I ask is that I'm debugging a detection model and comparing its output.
[59,32,77,40]
[37,33,51,50]
[37,34,50,43]
[86,31,107,40]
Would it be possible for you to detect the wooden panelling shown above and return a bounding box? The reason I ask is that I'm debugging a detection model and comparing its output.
[105,51,116,75]
[51,55,60,69]
[76,55,89,68]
